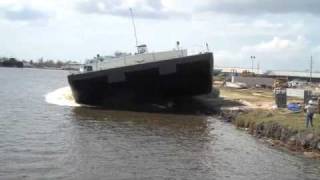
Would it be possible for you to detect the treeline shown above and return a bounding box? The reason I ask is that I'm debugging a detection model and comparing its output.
[0,57,78,69]
[30,59,66,68]
[0,58,23,68]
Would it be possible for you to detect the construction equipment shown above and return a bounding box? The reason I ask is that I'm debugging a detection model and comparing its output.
[273,78,288,90]
[241,70,255,77]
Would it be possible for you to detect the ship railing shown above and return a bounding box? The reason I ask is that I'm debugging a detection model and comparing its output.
[124,49,187,66]
[76,49,195,73]
[96,49,187,70]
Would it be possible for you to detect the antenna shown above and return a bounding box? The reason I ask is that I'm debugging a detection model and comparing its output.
[129,8,139,47]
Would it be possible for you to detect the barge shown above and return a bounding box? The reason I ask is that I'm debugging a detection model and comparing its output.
[68,46,213,107]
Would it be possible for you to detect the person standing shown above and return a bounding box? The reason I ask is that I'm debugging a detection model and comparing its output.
[305,100,317,128]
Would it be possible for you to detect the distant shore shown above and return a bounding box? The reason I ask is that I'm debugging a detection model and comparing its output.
[0,57,79,70]
[0,66,71,71]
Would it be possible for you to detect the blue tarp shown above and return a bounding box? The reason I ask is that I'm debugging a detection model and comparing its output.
[287,103,301,112]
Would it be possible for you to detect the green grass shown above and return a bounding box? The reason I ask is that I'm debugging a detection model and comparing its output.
[219,87,320,133]
[236,109,320,133]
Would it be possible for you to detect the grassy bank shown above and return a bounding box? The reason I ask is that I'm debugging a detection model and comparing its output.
[222,109,320,155]
[220,86,320,131]
[236,110,320,132]
[218,86,320,155]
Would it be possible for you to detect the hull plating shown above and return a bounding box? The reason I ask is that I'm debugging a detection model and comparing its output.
[68,53,213,107]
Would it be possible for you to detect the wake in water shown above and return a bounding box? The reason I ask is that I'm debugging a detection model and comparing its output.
[45,86,80,107]
[45,87,219,114]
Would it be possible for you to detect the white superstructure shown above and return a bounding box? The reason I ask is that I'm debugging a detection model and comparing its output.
[80,48,188,73]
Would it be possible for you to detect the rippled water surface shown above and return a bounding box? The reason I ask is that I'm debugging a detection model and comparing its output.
[1,67,320,180]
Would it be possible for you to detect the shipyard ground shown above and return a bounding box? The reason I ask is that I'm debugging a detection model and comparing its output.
[218,86,320,158]
[219,86,320,131]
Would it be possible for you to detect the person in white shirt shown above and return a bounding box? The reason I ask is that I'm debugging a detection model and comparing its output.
[305,100,317,128]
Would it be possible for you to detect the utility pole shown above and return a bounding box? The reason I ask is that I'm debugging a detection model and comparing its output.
[310,56,313,83]
[250,56,256,74]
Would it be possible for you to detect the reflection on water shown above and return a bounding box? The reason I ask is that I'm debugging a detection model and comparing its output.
[1,68,320,180]
[71,107,212,148]
[68,107,320,180]
[69,107,216,179]
[72,107,209,128]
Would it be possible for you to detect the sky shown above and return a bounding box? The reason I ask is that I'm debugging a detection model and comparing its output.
[0,0,320,71]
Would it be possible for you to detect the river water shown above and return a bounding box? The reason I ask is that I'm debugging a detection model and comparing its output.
[0,67,320,180]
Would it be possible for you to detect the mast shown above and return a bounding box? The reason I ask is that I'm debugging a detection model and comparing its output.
[310,56,313,83]
[205,42,209,52]
[129,8,139,47]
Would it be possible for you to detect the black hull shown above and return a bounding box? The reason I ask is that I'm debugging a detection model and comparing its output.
[68,53,213,108]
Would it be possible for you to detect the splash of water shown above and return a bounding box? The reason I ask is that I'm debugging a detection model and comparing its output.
[45,86,80,107]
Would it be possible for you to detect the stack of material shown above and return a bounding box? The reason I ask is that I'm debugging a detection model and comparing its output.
[275,89,287,108]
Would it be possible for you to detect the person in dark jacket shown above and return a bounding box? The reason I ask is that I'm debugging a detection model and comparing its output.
[305,100,317,128]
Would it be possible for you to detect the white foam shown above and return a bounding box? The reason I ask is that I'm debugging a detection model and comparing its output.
[45,86,80,107]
